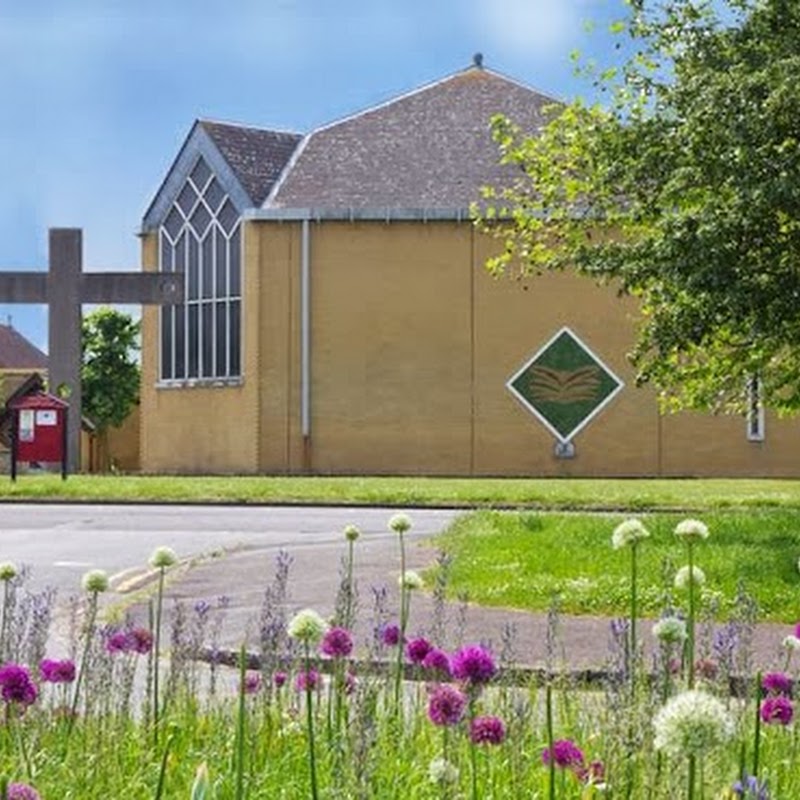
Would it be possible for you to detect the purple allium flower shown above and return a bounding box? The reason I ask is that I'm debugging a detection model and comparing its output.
[761,696,794,725]
[542,739,585,770]
[380,623,401,647]
[106,631,130,654]
[273,670,288,689]
[7,783,41,800]
[295,669,320,692]
[127,627,154,655]
[470,715,506,745]
[427,683,467,727]
[795,622,800,639]
[321,626,354,658]
[450,644,497,685]
[243,672,262,694]
[0,663,38,706]
[763,672,792,696]
[422,648,451,678]
[39,658,76,684]
[406,637,433,664]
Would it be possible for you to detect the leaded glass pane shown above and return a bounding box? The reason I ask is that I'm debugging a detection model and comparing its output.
[164,207,183,241]
[201,234,214,299]
[215,302,227,376]
[160,307,174,380]
[188,237,199,300]
[229,227,241,297]
[215,228,227,296]
[174,305,186,378]
[190,157,212,191]
[218,199,238,234]
[203,177,225,212]
[177,182,198,216]
[201,303,214,377]
[190,203,212,238]
[188,305,199,378]
[229,300,241,376]
[175,232,186,274]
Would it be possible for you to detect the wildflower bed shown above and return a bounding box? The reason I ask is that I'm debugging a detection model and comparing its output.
[0,511,799,798]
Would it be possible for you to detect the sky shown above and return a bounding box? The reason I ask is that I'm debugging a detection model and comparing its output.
[0,0,628,352]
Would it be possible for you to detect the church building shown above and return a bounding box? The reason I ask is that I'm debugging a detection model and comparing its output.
[138,61,800,476]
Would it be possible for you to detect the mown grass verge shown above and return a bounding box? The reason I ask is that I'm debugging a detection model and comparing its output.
[3,474,800,509]
[430,509,800,622]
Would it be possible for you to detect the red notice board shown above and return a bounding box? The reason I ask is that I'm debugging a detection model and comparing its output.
[9,392,69,479]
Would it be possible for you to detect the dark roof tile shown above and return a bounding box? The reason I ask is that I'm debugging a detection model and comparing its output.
[200,122,302,206]
[0,325,47,370]
[267,67,555,209]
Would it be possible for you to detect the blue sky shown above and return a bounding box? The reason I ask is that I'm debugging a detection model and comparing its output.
[0,0,627,351]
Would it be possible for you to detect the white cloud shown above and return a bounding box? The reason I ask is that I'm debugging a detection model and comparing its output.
[470,0,588,59]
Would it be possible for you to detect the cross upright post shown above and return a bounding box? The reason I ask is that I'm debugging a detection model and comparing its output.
[0,227,183,474]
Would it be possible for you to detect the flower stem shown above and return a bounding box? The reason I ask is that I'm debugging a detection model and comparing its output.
[154,727,177,800]
[546,684,555,800]
[753,671,762,778]
[153,565,165,747]
[0,581,10,663]
[687,543,696,689]
[303,644,319,800]
[630,542,639,696]
[469,698,478,800]
[66,589,99,743]
[394,530,408,713]
[234,643,248,800]
[687,754,696,800]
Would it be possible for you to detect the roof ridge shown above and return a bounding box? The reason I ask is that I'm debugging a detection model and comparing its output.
[263,133,313,207]
[199,118,303,138]
[306,64,559,139]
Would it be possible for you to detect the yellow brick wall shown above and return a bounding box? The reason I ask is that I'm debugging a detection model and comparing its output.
[139,219,800,476]
[138,230,259,473]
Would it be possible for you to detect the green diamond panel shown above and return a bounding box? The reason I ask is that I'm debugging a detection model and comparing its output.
[508,329,622,441]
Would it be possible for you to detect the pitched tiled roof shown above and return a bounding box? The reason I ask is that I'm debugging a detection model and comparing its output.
[0,325,47,370]
[266,66,556,210]
[200,121,303,206]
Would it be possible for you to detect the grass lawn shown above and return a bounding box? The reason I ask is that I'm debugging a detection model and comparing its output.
[429,509,800,622]
[3,473,800,509]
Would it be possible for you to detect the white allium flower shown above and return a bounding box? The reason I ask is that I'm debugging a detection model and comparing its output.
[344,524,361,542]
[674,565,706,590]
[782,635,800,652]
[0,562,18,581]
[388,513,412,534]
[674,519,710,541]
[428,757,459,784]
[653,689,734,758]
[287,608,329,643]
[398,570,424,590]
[149,546,178,569]
[611,519,650,550]
[652,616,688,644]
[82,569,109,593]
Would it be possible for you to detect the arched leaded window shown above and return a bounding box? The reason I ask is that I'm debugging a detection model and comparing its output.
[159,156,241,381]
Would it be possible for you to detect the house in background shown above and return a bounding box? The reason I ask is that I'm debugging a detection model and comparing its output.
[0,322,140,473]
[136,61,800,477]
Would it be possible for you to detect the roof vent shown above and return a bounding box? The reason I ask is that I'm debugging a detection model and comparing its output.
[473,52,484,69]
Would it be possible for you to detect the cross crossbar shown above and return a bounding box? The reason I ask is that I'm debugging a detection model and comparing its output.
[0,228,183,472]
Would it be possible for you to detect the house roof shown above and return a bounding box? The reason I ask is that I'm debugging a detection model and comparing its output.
[0,324,47,370]
[199,121,303,206]
[265,65,555,210]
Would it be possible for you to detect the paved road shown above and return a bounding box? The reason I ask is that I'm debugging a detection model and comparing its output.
[0,503,791,672]
[0,503,459,599]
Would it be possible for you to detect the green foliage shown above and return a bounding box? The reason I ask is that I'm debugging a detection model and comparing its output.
[477,0,800,413]
[432,509,800,620]
[81,307,140,431]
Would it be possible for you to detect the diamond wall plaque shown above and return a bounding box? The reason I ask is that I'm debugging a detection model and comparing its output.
[507,327,624,443]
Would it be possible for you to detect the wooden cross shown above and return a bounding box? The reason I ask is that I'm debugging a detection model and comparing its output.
[0,228,183,472]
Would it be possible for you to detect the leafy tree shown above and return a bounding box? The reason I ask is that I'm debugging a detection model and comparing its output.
[81,307,140,469]
[478,0,800,413]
